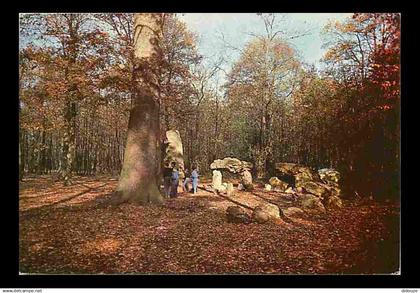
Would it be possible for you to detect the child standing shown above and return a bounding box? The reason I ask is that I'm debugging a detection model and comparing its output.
[163,163,173,198]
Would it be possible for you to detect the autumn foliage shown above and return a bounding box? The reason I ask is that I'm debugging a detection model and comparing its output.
[19,13,400,200]
[18,12,401,275]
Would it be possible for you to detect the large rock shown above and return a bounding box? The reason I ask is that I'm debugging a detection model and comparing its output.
[226,206,251,223]
[252,203,280,223]
[296,181,330,199]
[269,177,289,191]
[295,172,315,185]
[241,170,253,190]
[164,130,184,174]
[325,195,343,210]
[275,162,318,176]
[212,170,223,191]
[210,157,253,174]
[252,208,270,223]
[283,207,305,218]
[285,187,295,194]
[322,182,341,197]
[330,185,341,197]
[275,162,320,184]
[274,163,342,213]
[298,194,326,214]
[318,168,342,197]
[318,168,340,184]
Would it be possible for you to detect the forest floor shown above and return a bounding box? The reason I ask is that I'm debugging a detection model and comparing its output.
[19,175,400,275]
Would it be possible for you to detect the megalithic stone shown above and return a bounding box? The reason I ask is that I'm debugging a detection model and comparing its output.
[212,170,223,190]
[210,157,253,174]
[163,130,184,173]
[241,170,253,190]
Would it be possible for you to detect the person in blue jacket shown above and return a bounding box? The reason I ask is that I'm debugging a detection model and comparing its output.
[191,165,199,194]
[170,161,179,198]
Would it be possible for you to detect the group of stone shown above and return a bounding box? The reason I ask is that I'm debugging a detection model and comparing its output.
[226,203,283,224]
[163,130,343,224]
[207,157,281,224]
[212,159,343,224]
[266,163,343,214]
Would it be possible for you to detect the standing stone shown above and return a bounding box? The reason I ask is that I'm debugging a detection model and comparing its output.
[164,130,184,177]
[226,183,235,196]
[217,182,228,193]
[241,170,253,190]
[212,170,223,190]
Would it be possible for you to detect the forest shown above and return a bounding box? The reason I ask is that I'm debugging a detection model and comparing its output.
[18,13,400,274]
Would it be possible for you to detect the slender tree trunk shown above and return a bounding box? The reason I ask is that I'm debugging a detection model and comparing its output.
[46,133,52,173]
[61,15,79,185]
[39,128,46,174]
[115,13,163,204]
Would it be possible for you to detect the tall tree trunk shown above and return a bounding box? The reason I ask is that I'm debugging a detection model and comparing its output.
[19,129,24,181]
[62,101,76,185]
[61,14,79,185]
[115,13,163,204]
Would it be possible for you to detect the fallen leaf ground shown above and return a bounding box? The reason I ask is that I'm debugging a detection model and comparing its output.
[19,175,400,274]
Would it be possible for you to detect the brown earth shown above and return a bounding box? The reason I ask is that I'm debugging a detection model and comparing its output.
[19,175,400,274]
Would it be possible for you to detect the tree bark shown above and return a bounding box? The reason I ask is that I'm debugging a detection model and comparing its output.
[115,13,164,204]
[19,129,24,181]
[62,101,77,185]
[39,128,46,174]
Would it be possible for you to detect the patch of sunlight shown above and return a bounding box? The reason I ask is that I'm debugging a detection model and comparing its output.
[79,238,121,255]
[29,241,46,253]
